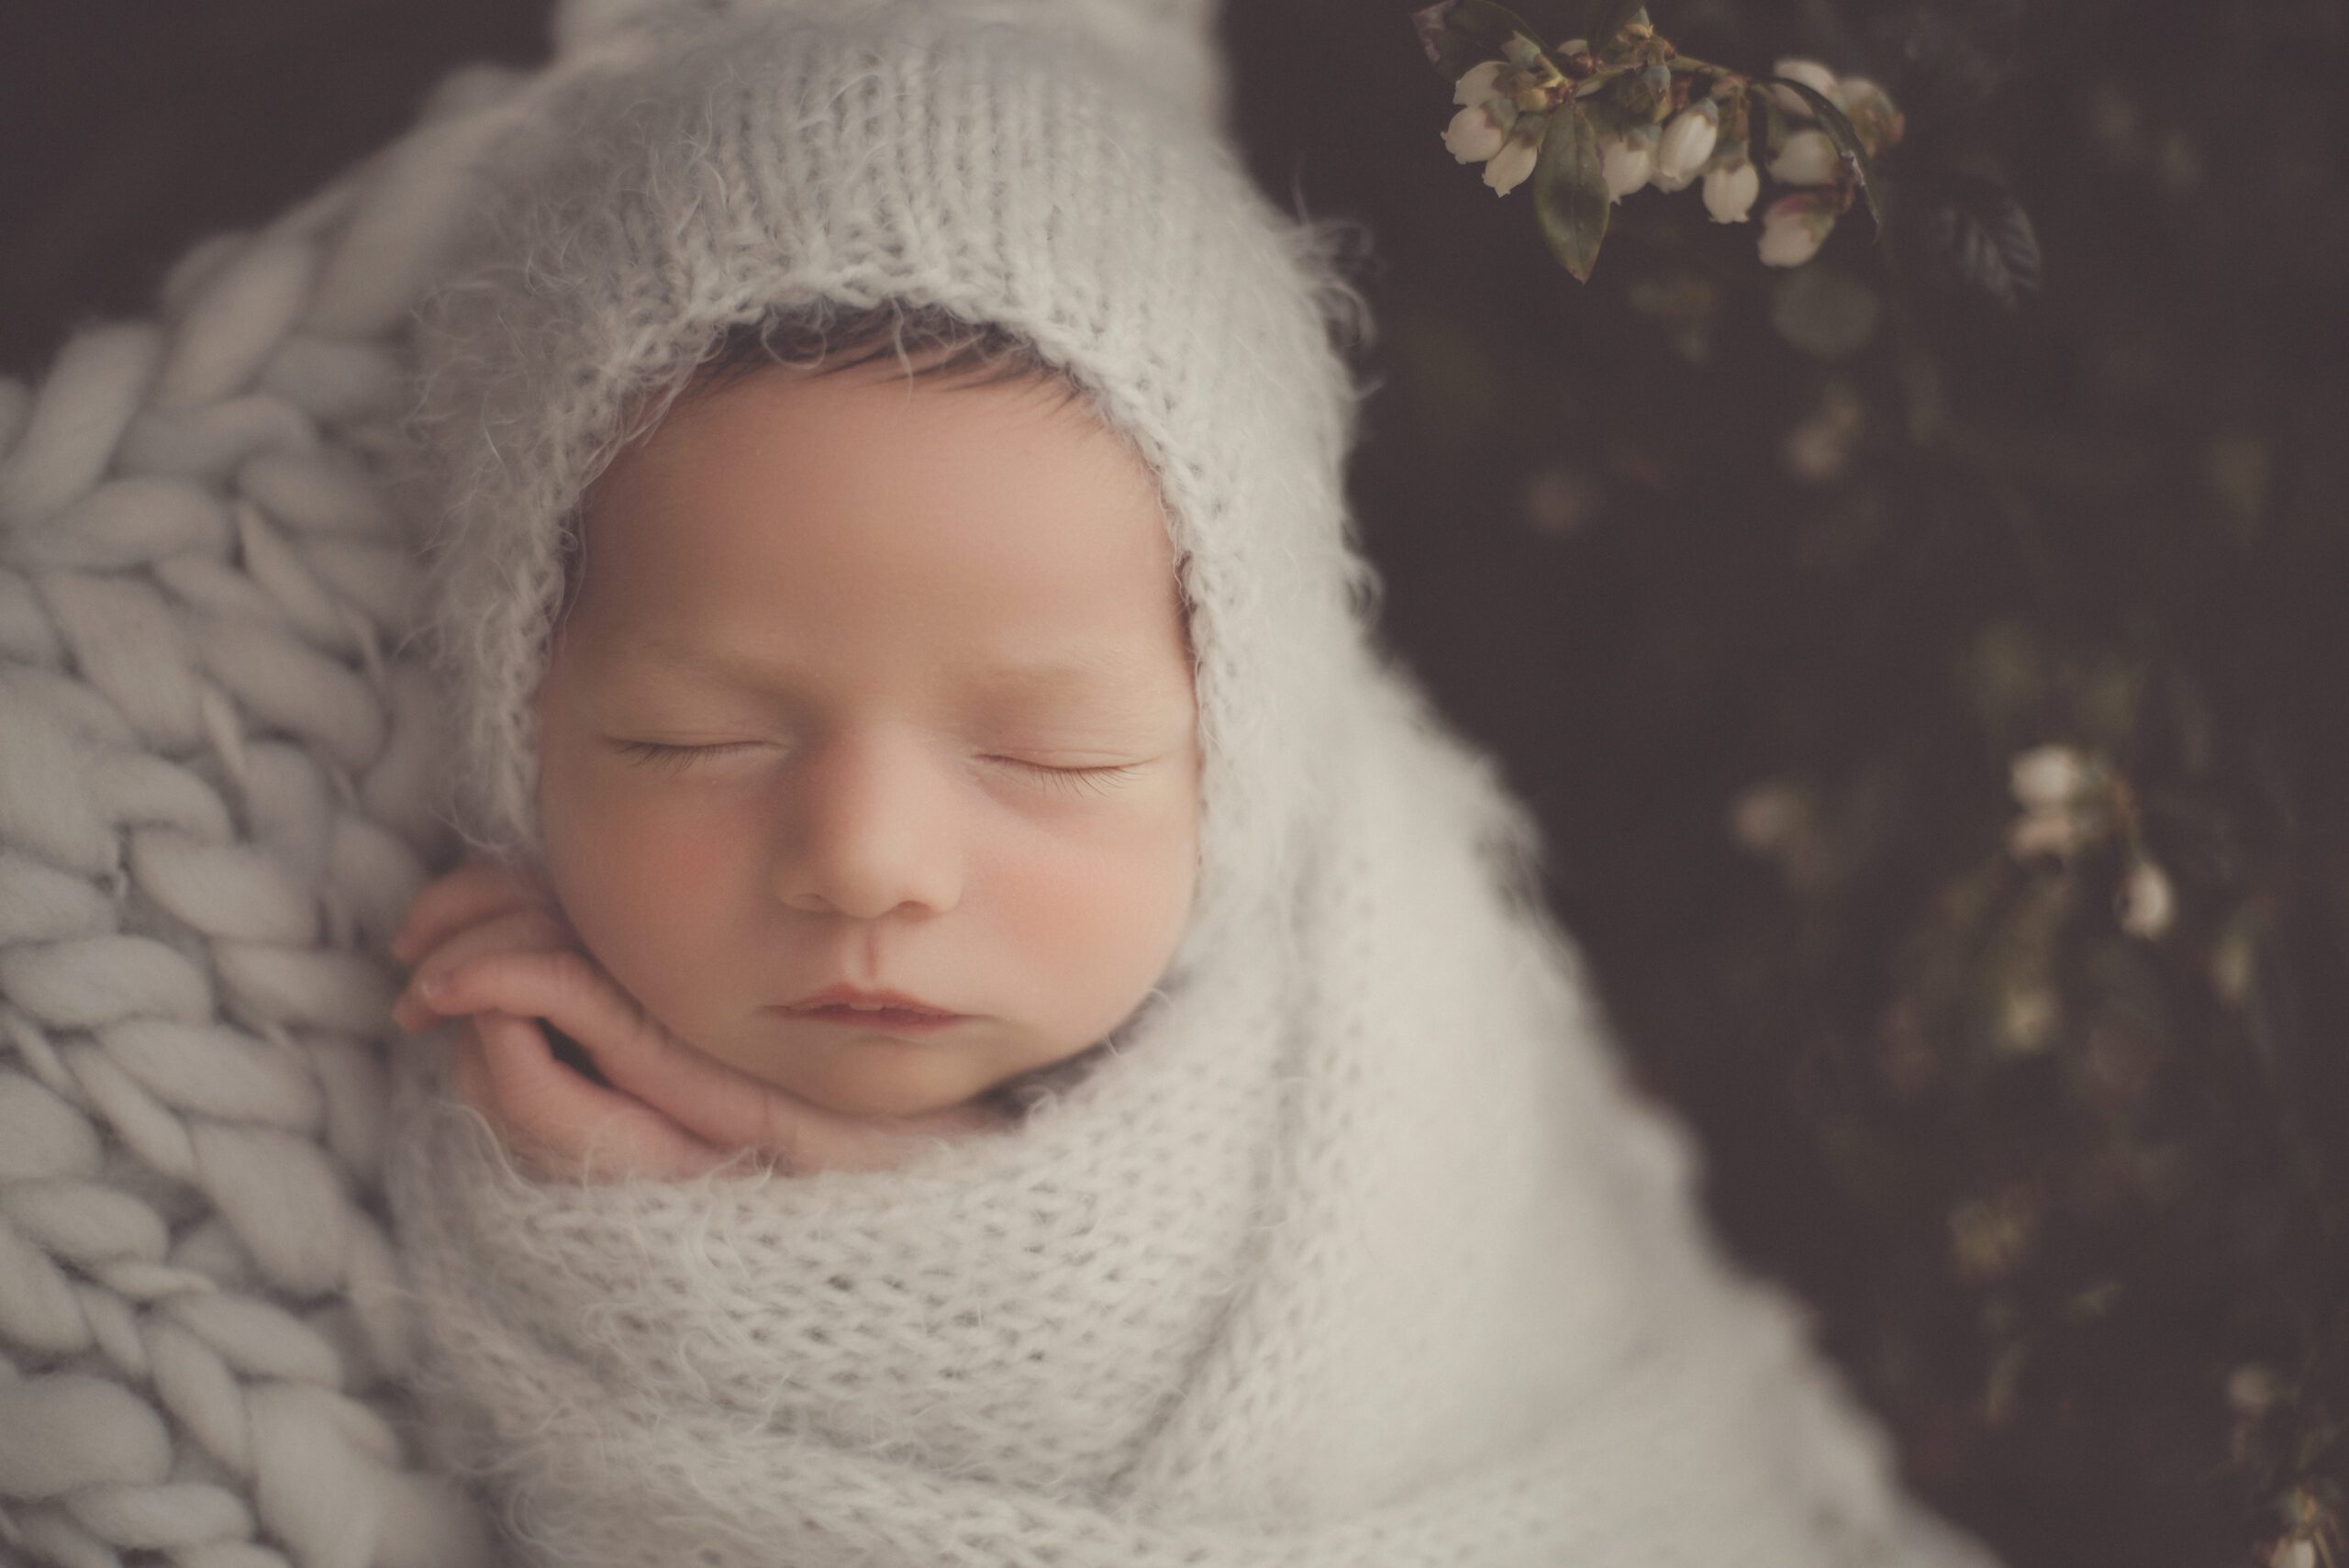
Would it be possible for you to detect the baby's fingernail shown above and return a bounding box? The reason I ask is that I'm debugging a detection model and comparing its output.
[417,973,445,996]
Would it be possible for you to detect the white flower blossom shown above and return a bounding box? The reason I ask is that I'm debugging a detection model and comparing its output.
[1768,56,1842,117]
[2010,744,2097,811]
[1445,101,1512,163]
[1454,59,1511,107]
[2118,856,2176,939]
[1769,128,1842,186]
[1483,118,1545,195]
[1445,59,1548,195]
[1834,75,1895,118]
[1655,102,1720,183]
[1600,127,1657,200]
[1703,158,1760,222]
[1758,194,1835,266]
[1833,75,1906,154]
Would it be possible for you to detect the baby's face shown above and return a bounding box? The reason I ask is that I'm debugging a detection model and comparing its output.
[532,362,1200,1121]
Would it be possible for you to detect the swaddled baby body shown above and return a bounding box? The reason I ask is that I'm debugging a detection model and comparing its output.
[388,315,1203,1177]
[375,4,2006,1564]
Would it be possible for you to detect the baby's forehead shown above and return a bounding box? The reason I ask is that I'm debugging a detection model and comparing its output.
[566,369,1189,628]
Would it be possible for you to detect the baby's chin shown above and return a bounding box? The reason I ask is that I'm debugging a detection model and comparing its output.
[694,1017,1067,1123]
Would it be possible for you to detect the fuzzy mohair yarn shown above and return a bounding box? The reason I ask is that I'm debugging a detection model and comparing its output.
[380,5,2009,1568]
[402,0,1376,968]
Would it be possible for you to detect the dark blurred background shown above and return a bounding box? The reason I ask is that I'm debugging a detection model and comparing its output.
[6,2,2344,1563]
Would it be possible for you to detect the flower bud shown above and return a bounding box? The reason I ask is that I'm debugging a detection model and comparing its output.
[1483,117,1546,195]
[1444,101,1511,163]
[1769,128,1842,186]
[1656,101,1720,183]
[1702,158,1760,222]
[1600,125,1657,200]
[1758,194,1835,266]
[1453,58,1511,108]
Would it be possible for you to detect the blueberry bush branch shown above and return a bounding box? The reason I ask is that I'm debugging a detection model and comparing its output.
[1416,0,1903,278]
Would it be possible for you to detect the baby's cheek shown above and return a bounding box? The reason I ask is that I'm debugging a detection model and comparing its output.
[988,811,1194,1020]
[543,784,751,1004]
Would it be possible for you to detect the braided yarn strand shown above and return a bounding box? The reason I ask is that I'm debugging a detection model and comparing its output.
[0,39,664,1568]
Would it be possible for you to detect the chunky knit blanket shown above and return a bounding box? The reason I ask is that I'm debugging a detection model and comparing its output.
[0,32,668,1568]
[1,6,2002,1568]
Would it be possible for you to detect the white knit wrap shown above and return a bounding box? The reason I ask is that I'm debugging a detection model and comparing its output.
[378,6,2001,1568]
[384,662,1998,1567]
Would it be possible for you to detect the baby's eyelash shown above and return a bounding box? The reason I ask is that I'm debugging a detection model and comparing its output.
[614,740,1140,795]
[989,757,1142,796]
[613,740,763,773]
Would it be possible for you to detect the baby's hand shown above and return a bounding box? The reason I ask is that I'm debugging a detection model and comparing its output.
[388,860,1006,1178]
[389,860,726,1178]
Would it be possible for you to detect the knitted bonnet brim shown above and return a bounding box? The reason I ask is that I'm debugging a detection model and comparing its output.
[402,0,1380,972]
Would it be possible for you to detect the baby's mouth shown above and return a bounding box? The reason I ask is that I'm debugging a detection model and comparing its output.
[792,1004,964,1033]
[781,985,966,1032]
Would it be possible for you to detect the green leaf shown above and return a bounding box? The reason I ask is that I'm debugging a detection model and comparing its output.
[1533,103,1610,283]
[1584,0,1647,52]
[1768,76,1887,235]
[1916,174,2043,309]
[1412,0,1553,82]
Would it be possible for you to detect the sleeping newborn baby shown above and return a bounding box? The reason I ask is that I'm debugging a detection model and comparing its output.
[375,3,2005,1566]
[389,317,1201,1178]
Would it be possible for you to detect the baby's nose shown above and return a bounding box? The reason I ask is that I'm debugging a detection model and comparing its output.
[766,729,963,920]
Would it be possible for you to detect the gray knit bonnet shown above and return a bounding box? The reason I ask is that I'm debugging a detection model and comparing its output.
[405,0,1378,963]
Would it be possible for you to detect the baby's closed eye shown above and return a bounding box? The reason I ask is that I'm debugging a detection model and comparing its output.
[609,736,1149,795]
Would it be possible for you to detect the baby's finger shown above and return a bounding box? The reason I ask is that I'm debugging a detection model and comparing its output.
[389,858,554,965]
[390,906,574,1033]
[405,949,788,1151]
[471,1011,727,1181]
[414,951,1008,1173]
[395,943,741,1127]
